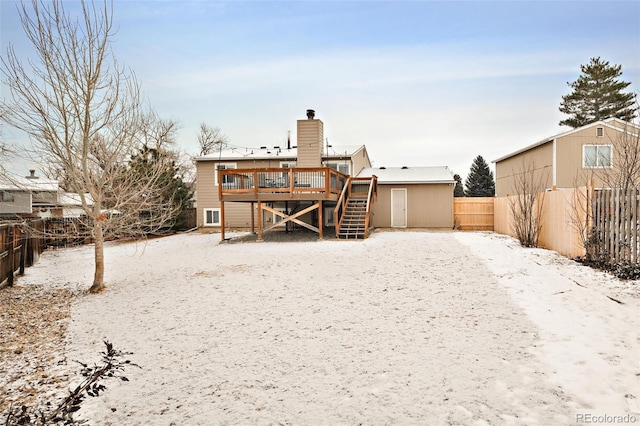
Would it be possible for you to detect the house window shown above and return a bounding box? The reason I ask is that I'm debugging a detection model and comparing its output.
[583,145,613,168]
[272,208,287,225]
[596,127,604,137]
[280,161,296,182]
[203,208,221,226]
[214,163,237,186]
[326,162,350,175]
[324,207,335,226]
[1,191,15,203]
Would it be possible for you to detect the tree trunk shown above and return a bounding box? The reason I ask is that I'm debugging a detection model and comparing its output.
[89,221,106,293]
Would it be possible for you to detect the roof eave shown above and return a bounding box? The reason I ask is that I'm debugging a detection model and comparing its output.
[378,180,456,185]
[492,118,635,163]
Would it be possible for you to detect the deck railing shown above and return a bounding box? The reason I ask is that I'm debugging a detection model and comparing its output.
[218,167,348,200]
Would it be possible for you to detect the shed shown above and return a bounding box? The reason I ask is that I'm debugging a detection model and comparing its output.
[357,166,455,228]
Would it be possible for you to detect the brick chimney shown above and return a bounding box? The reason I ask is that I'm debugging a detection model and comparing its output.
[296,109,323,167]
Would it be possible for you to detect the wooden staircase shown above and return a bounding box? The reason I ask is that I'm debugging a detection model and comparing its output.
[337,196,368,239]
[334,176,377,240]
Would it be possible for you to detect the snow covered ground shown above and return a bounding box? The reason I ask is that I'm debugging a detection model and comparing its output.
[15,230,640,425]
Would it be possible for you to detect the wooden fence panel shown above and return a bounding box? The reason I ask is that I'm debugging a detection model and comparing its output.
[0,225,23,288]
[0,221,48,289]
[493,188,586,259]
[592,188,640,264]
[538,188,586,258]
[454,197,494,230]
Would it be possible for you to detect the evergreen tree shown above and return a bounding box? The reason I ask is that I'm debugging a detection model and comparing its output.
[465,156,495,197]
[453,174,465,197]
[559,57,637,128]
[127,144,194,231]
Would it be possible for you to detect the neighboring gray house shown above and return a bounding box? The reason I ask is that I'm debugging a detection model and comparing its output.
[0,172,59,217]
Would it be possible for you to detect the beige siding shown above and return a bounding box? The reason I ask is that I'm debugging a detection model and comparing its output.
[296,119,323,167]
[555,125,616,188]
[371,184,454,228]
[0,191,31,214]
[351,147,372,176]
[195,161,216,227]
[195,161,259,228]
[496,122,633,196]
[495,142,553,197]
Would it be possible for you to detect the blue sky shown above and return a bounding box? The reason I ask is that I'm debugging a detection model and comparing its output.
[1,0,639,179]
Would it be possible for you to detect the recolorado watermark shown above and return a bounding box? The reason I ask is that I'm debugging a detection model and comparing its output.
[576,413,638,424]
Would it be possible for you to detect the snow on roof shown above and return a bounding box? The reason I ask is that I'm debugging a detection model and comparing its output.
[357,166,455,184]
[59,192,94,207]
[195,145,365,161]
[0,174,59,192]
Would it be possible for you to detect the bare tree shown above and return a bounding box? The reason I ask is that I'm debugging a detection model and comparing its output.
[509,159,549,247]
[566,113,640,264]
[567,175,597,259]
[197,123,227,156]
[596,116,640,192]
[0,1,177,293]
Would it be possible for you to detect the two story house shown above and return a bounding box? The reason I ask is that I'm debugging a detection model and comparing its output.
[195,110,456,239]
[0,171,59,218]
[195,110,375,239]
[493,118,639,196]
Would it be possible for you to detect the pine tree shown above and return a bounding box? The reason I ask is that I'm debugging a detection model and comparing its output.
[465,156,495,197]
[453,174,465,197]
[559,57,637,128]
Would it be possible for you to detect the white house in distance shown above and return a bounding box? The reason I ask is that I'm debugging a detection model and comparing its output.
[0,170,92,219]
[0,170,59,217]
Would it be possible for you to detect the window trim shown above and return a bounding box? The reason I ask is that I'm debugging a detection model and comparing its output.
[325,161,350,175]
[324,206,335,226]
[582,144,613,169]
[214,162,237,186]
[279,161,296,181]
[0,191,15,203]
[272,207,287,225]
[203,208,221,227]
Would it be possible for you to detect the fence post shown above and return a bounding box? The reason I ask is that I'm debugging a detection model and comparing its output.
[7,226,14,287]
[18,230,27,275]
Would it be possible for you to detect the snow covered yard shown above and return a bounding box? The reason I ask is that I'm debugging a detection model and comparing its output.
[12,230,640,425]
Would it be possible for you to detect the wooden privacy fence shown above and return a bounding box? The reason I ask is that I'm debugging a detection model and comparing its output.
[458,186,639,263]
[494,188,588,259]
[454,197,494,230]
[0,220,46,288]
[592,188,640,264]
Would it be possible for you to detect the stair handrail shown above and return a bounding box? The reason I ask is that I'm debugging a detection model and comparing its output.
[363,175,377,238]
[333,177,352,236]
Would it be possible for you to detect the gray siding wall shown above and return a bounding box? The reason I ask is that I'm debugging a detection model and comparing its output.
[0,191,32,214]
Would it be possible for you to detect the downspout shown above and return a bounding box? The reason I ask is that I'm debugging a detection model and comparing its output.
[552,138,557,188]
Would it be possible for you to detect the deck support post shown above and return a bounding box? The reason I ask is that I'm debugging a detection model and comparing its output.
[285,201,289,233]
[257,201,263,241]
[250,202,255,234]
[220,201,226,241]
[318,200,323,239]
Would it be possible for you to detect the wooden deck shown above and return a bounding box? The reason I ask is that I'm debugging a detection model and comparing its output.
[218,167,348,202]
[216,168,378,241]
